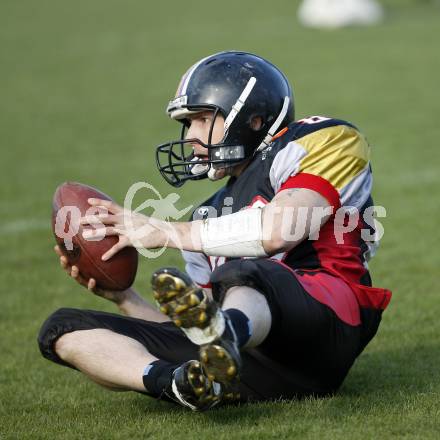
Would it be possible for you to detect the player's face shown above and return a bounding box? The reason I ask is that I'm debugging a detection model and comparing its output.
[185,111,225,158]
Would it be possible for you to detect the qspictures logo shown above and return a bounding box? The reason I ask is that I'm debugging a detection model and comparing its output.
[54,181,386,260]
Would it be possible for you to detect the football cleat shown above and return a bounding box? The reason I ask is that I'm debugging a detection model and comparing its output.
[169,360,222,411]
[151,267,225,344]
[151,267,218,331]
[151,268,242,403]
[199,317,242,385]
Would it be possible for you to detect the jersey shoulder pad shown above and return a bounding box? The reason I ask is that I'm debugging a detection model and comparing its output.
[268,116,372,207]
[293,117,369,190]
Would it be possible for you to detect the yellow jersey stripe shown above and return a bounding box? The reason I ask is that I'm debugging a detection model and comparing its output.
[296,125,370,190]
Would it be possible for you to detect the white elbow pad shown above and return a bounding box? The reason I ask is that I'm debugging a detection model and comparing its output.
[200,208,268,257]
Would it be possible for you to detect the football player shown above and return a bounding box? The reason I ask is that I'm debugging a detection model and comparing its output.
[297,0,384,28]
[39,51,391,410]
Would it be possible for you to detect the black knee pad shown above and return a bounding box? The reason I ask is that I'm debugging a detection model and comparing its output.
[210,259,266,304]
[37,307,101,368]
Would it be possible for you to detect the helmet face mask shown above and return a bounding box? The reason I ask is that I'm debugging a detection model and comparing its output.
[155,51,294,187]
[156,109,248,187]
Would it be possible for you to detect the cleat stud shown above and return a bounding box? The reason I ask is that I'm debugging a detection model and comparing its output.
[188,293,200,306]
[188,373,196,381]
[174,319,182,327]
[153,292,160,300]
[156,274,169,285]
[198,311,207,324]
[227,366,236,377]
[173,278,183,288]
[166,291,178,300]
[207,373,216,381]
[200,351,208,363]
[216,350,225,359]
[159,305,168,314]
[194,387,205,396]
[175,304,189,314]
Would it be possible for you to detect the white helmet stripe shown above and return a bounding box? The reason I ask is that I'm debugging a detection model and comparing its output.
[180,55,212,96]
[224,77,257,131]
[257,96,290,151]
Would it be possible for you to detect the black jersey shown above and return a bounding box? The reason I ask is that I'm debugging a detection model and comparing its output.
[182,116,391,311]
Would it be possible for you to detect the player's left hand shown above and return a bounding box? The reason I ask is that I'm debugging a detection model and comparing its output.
[80,198,167,261]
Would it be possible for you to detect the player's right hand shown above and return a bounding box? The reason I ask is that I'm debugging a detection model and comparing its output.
[54,245,129,304]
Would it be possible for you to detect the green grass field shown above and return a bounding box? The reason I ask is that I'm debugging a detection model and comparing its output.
[1,0,440,438]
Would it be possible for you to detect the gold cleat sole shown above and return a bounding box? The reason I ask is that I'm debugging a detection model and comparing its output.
[187,361,220,406]
[152,271,211,329]
[200,344,239,384]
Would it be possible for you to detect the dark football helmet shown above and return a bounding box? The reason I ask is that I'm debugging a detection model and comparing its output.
[156,51,294,187]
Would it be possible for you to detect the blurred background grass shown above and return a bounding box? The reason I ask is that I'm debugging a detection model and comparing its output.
[1,0,439,438]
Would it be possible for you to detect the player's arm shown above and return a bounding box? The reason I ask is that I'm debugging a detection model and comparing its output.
[261,187,331,255]
[81,190,331,259]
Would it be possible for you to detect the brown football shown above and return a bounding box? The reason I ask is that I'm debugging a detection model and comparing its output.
[52,182,138,290]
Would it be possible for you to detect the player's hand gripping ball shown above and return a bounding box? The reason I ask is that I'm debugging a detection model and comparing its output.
[52,182,138,291]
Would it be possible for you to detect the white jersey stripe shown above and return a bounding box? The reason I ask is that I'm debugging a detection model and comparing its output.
[269,141,308,193]
[339,165,372,209]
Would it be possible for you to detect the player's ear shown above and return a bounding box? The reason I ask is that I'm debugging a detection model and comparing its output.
[250,116,263,131]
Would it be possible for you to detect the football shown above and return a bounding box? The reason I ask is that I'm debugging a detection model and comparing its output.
[52,182,138,290]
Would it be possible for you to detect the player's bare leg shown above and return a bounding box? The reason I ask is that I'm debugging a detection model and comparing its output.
[221,286,272,348]
[151,267,272,409]
[54,328,158,392]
